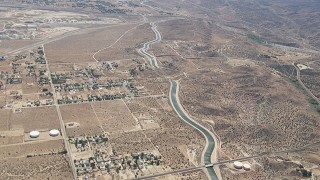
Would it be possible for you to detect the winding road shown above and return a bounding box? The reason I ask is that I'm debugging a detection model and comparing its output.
[293,63,320,105]
[137,22,161,69]
[169,80,219,180]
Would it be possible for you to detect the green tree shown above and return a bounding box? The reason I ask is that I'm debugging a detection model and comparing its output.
[127,160,132,167]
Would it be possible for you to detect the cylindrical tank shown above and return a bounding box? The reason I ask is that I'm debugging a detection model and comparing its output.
[29,131,40,138]
[49,129,60,137]
[233,161,243,169]
[243,163,251,171]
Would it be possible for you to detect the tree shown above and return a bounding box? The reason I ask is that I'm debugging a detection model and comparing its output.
[127,160,132,167]
[78,140,83,147]
[81,140,87,147]
[133,164,137,169]
[106,165,110,172]
[90,162,96,168]
[129,68,138,76]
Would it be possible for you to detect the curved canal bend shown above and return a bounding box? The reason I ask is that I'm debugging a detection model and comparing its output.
[138,22,161,69]
[169,80,218,180]
[137,21,219,179]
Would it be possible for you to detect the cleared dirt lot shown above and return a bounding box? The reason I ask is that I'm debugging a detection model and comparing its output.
[21,76,42,94]
[91,100,140,133]
[0,96,7,108]
[94,47,141,61]
[134,77,170,96]
[109,130,154,154]
[125,97,162,130]
[125,97,162,114]
[0,39,40,54]
[60,103,104,137]
[0,154,73,180]
[0,139,65,159]
[0,110,11,131]
[9,106,60,132]
[0,129,24,146]
[94,23,154,61]
[44,23,138,64]
[48,64,75,72]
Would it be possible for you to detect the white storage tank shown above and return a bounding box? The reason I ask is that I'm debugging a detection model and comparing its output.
[49,129,60,137]
[243,163,251,171]
[233,161,243,169]
[29,131,40,138]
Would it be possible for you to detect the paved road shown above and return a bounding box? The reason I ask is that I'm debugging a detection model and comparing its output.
[134,154,266,180]
[135,140,320,180]
[134,155,260,180]
[43,45,77,179]
[169,80,218,180]
[137,22,161,69]
[135,166,204,180]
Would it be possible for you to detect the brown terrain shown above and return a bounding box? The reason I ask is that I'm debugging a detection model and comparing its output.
[0,0,319,179]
